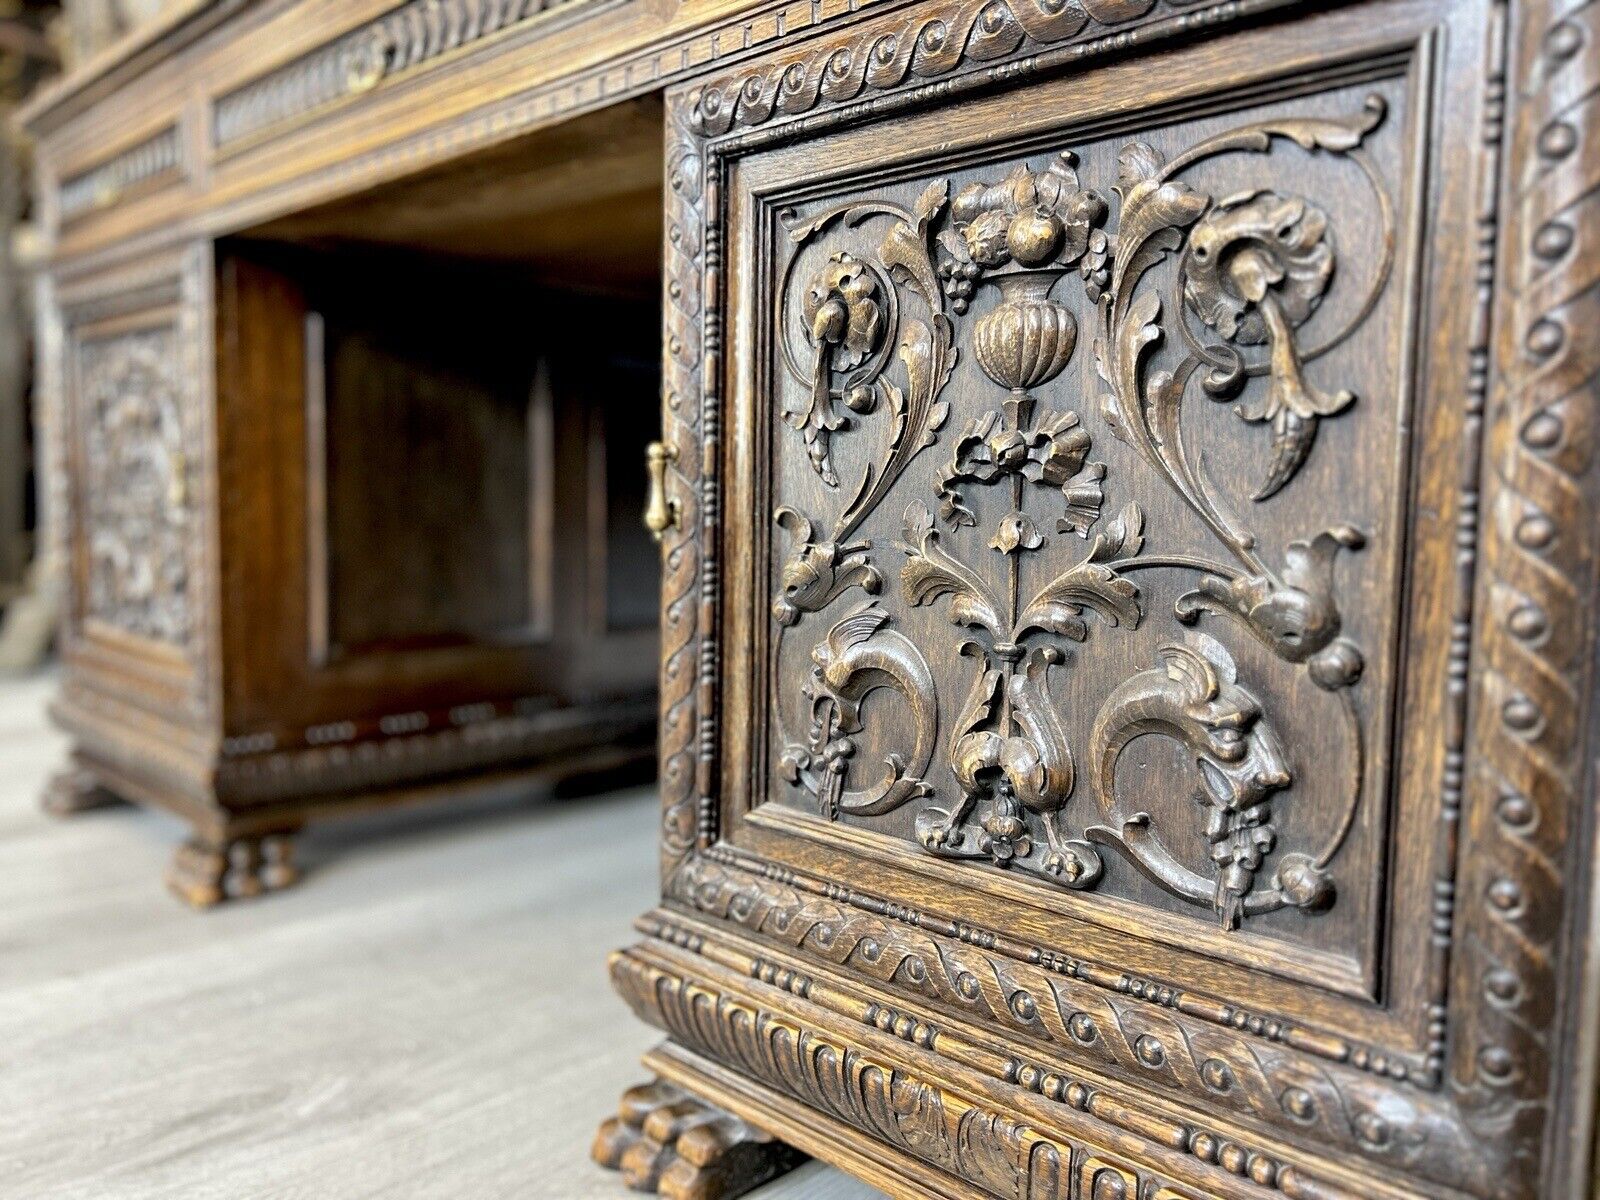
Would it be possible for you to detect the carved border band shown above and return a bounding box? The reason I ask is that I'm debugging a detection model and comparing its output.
[57,681,654,805]
[659,90,711,877]
[58,126,182,224]
[614,936,1448,1200]
[210,0,613,151]
[659,851,1493,1190]
[1447,0,1600,1185]
[214,698,655,802]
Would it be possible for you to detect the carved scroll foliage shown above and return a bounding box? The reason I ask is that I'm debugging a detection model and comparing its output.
[779,179,956,528]
[780,602,938,818]
[770,97,1394,931]
[1084,635,1331,929]
[76,326,194,647]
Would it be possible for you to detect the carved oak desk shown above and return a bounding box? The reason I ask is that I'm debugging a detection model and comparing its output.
[21,0,1600,1193]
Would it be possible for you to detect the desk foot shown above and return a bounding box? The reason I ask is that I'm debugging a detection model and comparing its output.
[593,1078,805,1199]
[166,830,300,908]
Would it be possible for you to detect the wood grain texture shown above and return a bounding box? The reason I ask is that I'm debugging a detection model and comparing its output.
[18,0,1600,1192]
[0,670,880,1199]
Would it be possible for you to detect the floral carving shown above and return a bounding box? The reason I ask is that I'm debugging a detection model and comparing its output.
[1070,98,1390,921]
[769,99,1392,926]
[778,179,957,536]
[937,402,1102,534]
[902,500,1140,887]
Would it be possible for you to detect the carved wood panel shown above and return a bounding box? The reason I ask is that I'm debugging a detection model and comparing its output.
[615,0,1598,1192]
[72,320,196,649]
[749,71,1420,997]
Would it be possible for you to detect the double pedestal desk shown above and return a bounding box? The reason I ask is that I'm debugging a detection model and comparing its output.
[21,0,1600,1194]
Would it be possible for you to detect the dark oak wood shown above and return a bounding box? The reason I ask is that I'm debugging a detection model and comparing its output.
[19,0,1600,1193]
[594,1077,808,1199]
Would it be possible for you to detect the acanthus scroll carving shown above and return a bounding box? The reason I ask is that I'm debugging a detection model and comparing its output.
[769,95,1395,931]
[780,601,937,818]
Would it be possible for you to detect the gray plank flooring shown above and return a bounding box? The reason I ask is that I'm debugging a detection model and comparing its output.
[0,670,882,1200]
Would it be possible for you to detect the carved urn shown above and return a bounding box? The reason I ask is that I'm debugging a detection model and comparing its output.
[971,271,1078,394]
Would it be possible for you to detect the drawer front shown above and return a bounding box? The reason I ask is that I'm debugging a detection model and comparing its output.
[644,0,1600,1196]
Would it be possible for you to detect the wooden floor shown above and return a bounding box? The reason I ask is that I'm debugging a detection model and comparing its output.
[0,670,880,1199]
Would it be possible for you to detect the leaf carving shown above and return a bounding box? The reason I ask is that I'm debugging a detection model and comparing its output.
[1014,556,1142,643]
[875,179,949,312]
[836,316,956,538]
[897,502,1005,638]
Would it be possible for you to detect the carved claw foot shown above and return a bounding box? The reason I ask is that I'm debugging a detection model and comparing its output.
[593,1078,805,1199]
[165,831,299,908]
[40,767,124,815]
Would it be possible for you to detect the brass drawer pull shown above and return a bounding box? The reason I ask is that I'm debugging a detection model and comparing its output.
[643,441,680,541]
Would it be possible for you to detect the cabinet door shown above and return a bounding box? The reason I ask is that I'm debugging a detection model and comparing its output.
[53,246,216,725]
[641,0,1600,1196]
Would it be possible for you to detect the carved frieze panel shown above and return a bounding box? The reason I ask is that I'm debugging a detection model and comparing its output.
[57,126,182,224]
[753,72,1423,987]
[73,324,195,648]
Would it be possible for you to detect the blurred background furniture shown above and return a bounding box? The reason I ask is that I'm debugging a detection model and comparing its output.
[0,668,874,1199]
[19,16,662,906]
[20,0,1600,1198]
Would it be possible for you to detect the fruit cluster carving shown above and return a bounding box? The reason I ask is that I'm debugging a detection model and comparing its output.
[771,97,1393,929]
